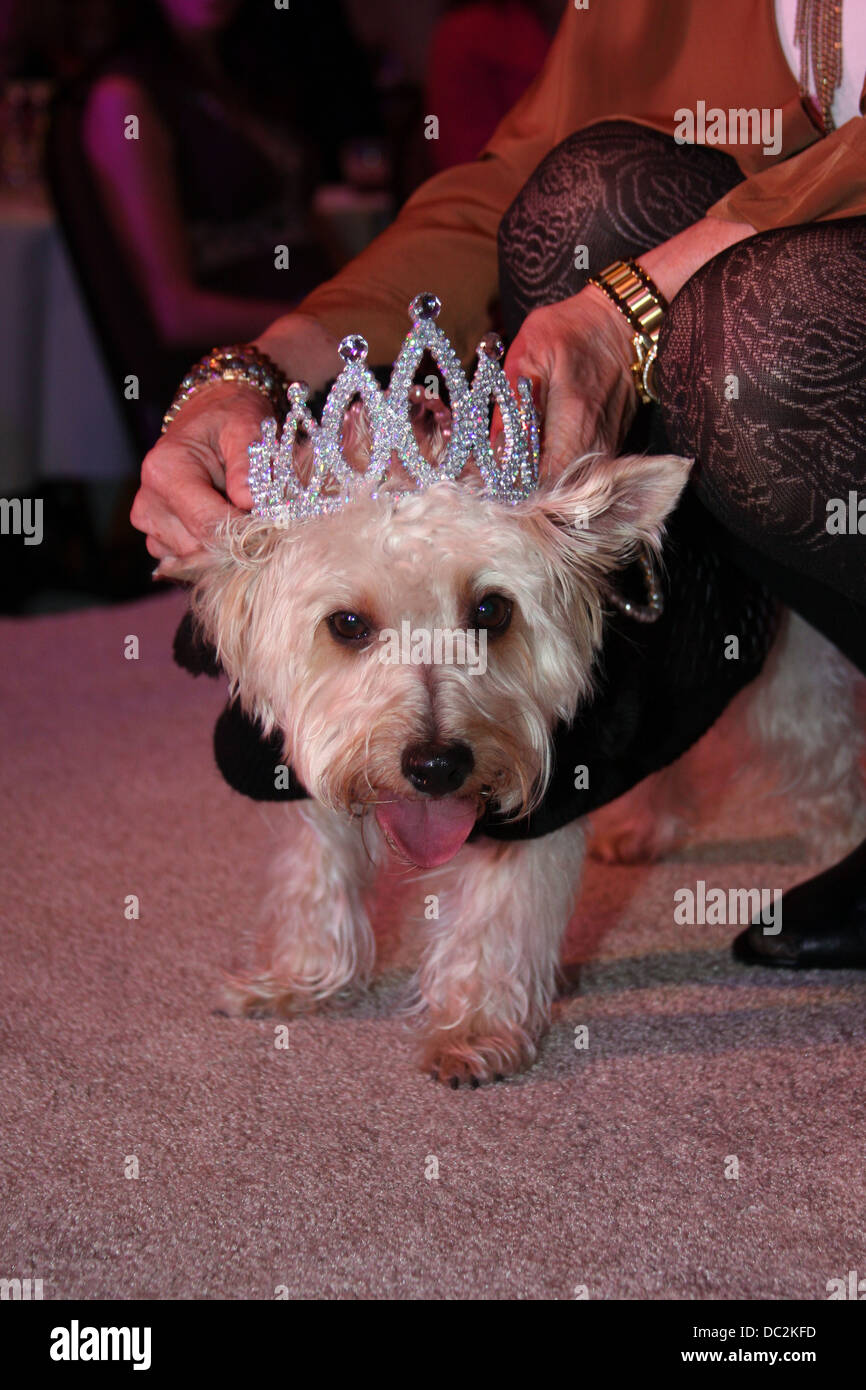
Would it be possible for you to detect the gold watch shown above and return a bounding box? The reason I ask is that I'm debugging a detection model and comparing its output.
[587,259,668,405]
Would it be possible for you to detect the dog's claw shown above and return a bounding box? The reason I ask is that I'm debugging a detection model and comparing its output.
[424,1033,536,1085]
[428,1065,510,1088]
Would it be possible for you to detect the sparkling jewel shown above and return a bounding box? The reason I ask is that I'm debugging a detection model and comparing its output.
[338,335,368,364]
[478,331,504,361]
[409,291,441,320]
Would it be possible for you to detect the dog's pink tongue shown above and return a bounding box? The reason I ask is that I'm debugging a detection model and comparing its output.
[376,798,477,868]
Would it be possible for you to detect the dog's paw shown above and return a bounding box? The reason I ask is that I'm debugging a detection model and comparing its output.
[221,971,338,1019]
[588,811,685,865]
[422,1028,538,1087]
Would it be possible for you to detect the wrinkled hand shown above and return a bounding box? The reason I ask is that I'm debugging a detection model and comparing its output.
[131,315,342,575]
[502,284,638,482]
[130,381,271,572]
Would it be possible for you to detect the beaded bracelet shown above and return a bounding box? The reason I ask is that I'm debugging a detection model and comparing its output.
[161,344,290,434]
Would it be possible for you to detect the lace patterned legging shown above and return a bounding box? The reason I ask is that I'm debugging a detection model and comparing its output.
[497,120,866,672]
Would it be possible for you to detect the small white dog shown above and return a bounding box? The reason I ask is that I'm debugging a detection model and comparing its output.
[184,302,864,1084]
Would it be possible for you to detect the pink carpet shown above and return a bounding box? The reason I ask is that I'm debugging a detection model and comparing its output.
[2,591,865,1299]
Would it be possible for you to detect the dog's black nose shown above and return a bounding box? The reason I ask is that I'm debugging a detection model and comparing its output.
[401,741,474,796]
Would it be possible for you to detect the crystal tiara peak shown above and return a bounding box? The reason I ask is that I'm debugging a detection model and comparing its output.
[248,292,540,521]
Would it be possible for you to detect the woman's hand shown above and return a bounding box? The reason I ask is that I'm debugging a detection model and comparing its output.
[503,216,755,482]
[130,381,273,570]
[503,284,637,481]
[130,315,342,570]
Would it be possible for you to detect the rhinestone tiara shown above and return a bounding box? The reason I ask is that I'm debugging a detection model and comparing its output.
[248,292,540,521]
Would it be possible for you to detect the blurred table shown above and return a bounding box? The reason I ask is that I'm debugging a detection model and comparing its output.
[0,189,136,494]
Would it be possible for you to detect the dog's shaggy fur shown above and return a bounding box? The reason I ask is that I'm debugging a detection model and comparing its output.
[183,414,864,1084]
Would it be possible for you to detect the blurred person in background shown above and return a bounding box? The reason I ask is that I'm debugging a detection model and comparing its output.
[425,0,559,171]
[79,0,380,360]
[0,0,384,610]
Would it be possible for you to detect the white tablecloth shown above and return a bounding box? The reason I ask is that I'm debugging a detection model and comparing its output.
[0,193,137,493]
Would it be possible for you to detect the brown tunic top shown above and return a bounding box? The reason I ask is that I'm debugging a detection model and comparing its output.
[297,0,866,364]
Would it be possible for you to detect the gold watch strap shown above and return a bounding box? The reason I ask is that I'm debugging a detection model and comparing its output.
[587,259,668,404]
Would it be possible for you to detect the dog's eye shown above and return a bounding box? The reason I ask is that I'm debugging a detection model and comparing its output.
[327,611,372,643]
[472,593,512,634]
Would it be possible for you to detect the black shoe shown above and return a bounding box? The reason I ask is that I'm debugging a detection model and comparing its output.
[732,837,866,969]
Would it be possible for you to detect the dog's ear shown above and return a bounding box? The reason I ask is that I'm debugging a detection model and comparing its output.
[152,552,211,585]
[177,521,277,685]
[533,452,693,570]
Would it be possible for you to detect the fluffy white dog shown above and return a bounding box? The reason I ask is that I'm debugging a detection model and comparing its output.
[180,299,863,1085]
[183,416,862,1085]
